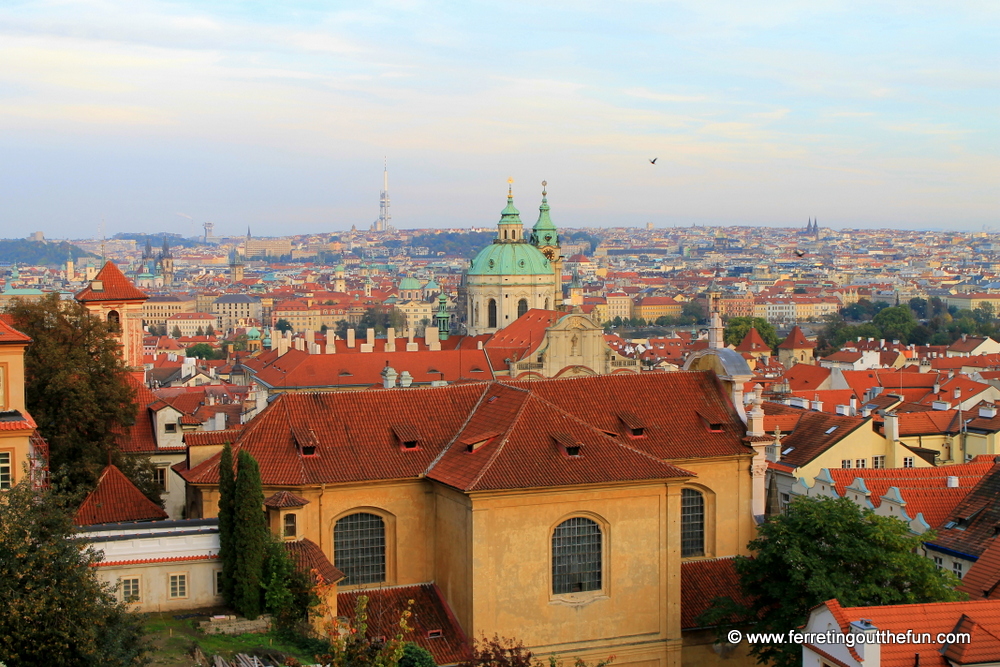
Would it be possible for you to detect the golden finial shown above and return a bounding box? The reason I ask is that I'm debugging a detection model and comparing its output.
[541,180,547,197]
[507,177,514,198]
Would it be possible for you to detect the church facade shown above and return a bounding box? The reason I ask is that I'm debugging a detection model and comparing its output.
[463,182,563,336]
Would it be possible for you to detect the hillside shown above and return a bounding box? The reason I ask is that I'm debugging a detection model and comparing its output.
[0,239,96,267]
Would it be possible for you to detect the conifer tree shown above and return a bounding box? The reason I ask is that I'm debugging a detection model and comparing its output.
[217,443,236,606]
[232,449,267,619]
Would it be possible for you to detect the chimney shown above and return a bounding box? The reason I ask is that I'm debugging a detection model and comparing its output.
[426,326,441,351]
[325,336,336,354]
[347,329,356,348]
[836,405,849,415]
[381,364,398,389]
[385,328,396,352]
[849,619,880,667]
[884,412,899,443]
[406,328,418,352]
[747,400,765,437]
[850,396,858,415]
[277,337,289,356]
[399,370,413,387]
[954,387,962,401]
[367,328,375,347]
[811,396,823,412]
[305,330,315,347]
[947,476,959,488]
[981,405,998,419]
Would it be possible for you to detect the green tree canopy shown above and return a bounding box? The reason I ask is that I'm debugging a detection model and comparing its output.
[872,305,918,342]
[170,325,182,338]
[185,342,223,360]
[0,481,149,666]
[5,294,156,500]
[698,496,964,667]
[275,318,293,333]
[217,443,236,606]
[723,317,778,349]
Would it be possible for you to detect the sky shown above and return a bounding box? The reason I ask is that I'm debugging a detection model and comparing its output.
[0,0,997,238]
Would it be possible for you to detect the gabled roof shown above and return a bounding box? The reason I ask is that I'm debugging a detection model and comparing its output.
[778,326,815,350]
[774,411,870,468]
[74,465,168,526]
[264,490,309,508]
[483,308,563,364]
[959,537,1000,600]
[0,317,31,344]
[783,363,831,391]
[115,375,158,453]
[338,584,470,666]
[734,327,770,353]
[75,261,148,303]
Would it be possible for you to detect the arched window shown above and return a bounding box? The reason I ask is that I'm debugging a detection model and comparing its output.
[681,489,705,557]
[334,512,385,585]
[544,297,550,310]
[517,298,528,318]
[488,299,497,329]
[552,517,602,594]
[107,310,121,332]
[283,513,297,538]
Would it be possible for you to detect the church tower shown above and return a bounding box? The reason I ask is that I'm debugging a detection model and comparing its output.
[159,237,174,286]
[464,180,560,336]
[530,181,562,302]
[75,262,148,370]
[229,247,244,283]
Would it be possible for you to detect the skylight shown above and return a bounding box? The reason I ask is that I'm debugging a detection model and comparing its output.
[825,426,838,434]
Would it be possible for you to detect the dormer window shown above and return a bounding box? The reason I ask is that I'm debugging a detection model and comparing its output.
[301,446,316,457]
[392,424,421,451]
[618,412,646,437]
[554,432,584,457]
[708,423,723,432]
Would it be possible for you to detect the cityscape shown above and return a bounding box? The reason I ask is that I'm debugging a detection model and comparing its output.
[0,2,998,667]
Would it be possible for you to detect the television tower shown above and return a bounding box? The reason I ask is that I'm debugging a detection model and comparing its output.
[374,158,392,232]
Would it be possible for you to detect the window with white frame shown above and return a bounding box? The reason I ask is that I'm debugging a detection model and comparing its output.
[121,577,140,603]
[169,573,187,599]
[841,460,852,469]
[933,556,943,570]
[872,456,885,469]
[903,457,914,468]
[954,561,964,579]
[855,459,867,469]
[153,467,167,491]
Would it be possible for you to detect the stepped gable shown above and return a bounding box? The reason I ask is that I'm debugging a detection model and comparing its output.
[338,584,470,666]
[778,326,815,350]
[427,383,692,492]
[75,464,168,526]
[75,261,148,302]
[508,371,750,460]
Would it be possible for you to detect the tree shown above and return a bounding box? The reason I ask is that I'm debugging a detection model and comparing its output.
[872,305,917,342]
[205,323,215,336]
[316,595,413,667]
[399,643,436,667]
[723,317,778,349]
[275,318,293,333]
[217,443,236,606]
[232,449,268,619]
[4,295,153,499]
[698,496,964,667]
[681,300,705,324]
[792,287,807,294]
[0,481,150,666]
[909,297,928,319]
[185,343,222,360]
[171,325,182,338]
[195,326,204,336]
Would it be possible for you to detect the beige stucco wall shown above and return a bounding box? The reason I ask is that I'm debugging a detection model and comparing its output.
[95,559,223,613]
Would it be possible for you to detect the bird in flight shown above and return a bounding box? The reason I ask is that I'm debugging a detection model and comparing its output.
[794,250,806,257]
[649,158,658,164]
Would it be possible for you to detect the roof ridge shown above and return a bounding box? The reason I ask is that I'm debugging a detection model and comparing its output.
[466,385,536,491]
[423,384,493,475]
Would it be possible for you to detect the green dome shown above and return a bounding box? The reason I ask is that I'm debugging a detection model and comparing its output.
[424,278,439,290]
[530,187,558,247]
[398,276,421,290]
[247,327,261,340]
[468,242,552,276]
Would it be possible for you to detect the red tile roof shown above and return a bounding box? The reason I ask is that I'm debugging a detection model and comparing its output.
[264,490,309,508]
[283,538,343,585]
[734,328,770,353]
[821,598,1000,667]
[681,557,751,629]
[483,309,563,365]
[783,364,831,391]
[115,375,159,453]
[75,261,148,303]
[0,317,31,344]
[929,463,1000,559]
[74,465,168,526]
[338,584,470,666]
[772,412,870,468]
[778,326,815,350]
[959,537,1000,600]
[0,409,37,432]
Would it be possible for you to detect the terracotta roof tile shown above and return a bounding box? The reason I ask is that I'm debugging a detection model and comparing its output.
[283,538,343,585]
[74,465,168,526]
[75,261,148,303]
[338,584,470,666]
[681,557,751,629]
[0,318,31,344]
[959,537,1000,600]
[734,328,770,353]
[264,490,309,508]
[778,326,815,350]
[774,412,871,468]
[929,463,1000,559]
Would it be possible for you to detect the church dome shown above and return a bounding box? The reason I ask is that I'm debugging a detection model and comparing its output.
[468,242,552,276]
[398,276,421,290]
[247,327,261,340]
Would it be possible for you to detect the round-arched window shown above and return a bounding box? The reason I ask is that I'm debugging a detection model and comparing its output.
[552,517,602,594]
[334,512,386,585]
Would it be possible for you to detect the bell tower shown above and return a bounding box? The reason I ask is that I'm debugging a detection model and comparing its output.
[75,261,149,370]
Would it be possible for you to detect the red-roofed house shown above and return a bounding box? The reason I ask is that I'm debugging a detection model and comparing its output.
[76,261,148,369]
[777,325,816,368]
[75,464,168,526]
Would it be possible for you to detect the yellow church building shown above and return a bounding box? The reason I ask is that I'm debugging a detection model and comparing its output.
[179,370,760,667]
